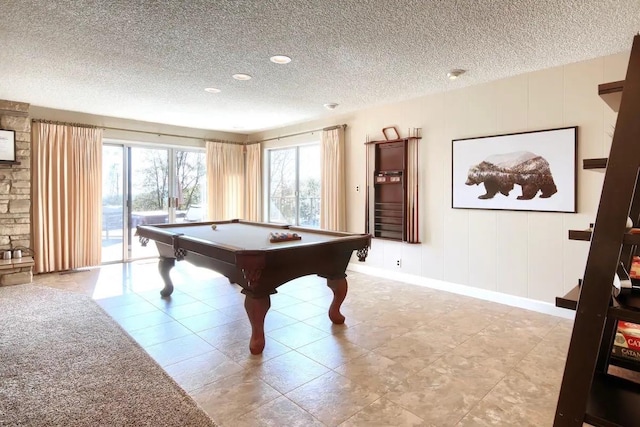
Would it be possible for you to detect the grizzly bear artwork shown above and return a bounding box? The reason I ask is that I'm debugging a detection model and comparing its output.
[465,151,557,200]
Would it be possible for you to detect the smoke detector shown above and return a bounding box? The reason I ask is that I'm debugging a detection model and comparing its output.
[447,69,466,80]
[324,103,339,110]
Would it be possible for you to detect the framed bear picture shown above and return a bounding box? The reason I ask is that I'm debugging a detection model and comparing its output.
[452,126,577,213]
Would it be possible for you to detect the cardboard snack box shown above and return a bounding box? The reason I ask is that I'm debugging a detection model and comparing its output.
[612,320,640,362]
[630,256,640,279]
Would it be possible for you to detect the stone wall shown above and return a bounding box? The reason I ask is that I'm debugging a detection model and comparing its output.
[0,99,32,285]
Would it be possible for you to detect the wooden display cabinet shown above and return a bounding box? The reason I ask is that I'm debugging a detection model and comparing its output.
[374,140,406,240]
[365,130,421,243]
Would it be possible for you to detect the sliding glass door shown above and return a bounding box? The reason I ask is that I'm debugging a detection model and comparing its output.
[101,143,207,263]
[267,144,320,227]
[102,145,125,263]
[175,149,207,221]
[129,147,171,259]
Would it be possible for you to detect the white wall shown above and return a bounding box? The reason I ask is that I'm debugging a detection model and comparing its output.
[250,51,630,304]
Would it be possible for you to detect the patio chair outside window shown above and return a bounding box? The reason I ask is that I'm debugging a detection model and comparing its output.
[185,205,203,222]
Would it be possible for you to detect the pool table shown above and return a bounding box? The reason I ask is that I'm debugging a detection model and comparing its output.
[136,219,371,354]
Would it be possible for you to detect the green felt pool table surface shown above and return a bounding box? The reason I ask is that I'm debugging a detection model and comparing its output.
[154,221,345,251]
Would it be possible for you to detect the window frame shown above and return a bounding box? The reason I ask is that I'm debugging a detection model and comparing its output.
[264,141,320,227]
[101,139,207,264]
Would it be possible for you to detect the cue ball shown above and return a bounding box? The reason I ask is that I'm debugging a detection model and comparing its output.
[211,224,217,230]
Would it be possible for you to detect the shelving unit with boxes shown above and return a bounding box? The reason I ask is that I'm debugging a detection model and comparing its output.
[554,35,640,426]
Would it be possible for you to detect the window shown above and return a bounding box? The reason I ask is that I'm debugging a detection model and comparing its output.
[101,142,207,263]
[267,144,320,227]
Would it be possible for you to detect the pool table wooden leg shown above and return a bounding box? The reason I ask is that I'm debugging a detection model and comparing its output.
[244,295,271,355]
[327,277,348,324]
[158,257,175,297]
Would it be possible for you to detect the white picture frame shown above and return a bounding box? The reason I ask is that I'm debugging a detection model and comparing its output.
[0,129,16,162]
[452,127,577,213]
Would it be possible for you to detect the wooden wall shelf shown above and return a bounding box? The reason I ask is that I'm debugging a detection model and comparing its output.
[568,229,640,245]
[598,80,624,112]
[556,284,580,310]
[583,158,607,170]
[558,282,640,320]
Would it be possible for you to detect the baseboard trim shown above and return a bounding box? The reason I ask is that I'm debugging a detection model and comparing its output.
[348,263,575,320]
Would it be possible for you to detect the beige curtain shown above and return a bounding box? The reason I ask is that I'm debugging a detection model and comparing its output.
[32,122,103,273]
[320,126,346,231]
[206,141,244,220]
[245,143,262,221]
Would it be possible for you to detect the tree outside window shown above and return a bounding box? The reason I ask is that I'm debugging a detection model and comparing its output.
[268,144,320,227]
[131,149,205,211]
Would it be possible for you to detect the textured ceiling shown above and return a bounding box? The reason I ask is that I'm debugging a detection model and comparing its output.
[1,0,639,133]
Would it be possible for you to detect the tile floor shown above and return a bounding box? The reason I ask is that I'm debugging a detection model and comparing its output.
[36,260,575,426]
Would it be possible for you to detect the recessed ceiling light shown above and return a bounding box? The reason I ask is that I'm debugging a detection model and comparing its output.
[233,73,252,81]
[270,55,292,64]
[324,103,339,110]
[447,69,466,80]
[204,87,221,93]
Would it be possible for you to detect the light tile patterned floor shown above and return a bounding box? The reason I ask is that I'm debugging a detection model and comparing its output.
[36,260,574,426]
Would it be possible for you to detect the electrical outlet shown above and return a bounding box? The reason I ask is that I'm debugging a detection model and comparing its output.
[396,259,401,267]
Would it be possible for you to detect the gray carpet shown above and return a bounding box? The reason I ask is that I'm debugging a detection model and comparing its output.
[0,284,218,427]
